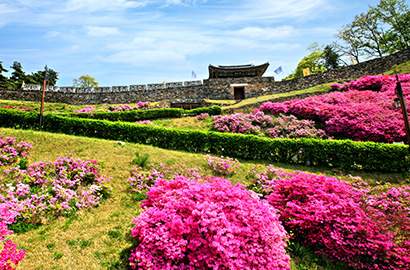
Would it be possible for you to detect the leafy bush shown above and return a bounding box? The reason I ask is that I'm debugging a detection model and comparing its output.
[259,73,410,143]
[247,166,410,270]
[0,135,33,167]
[0,155,112,225]
[1,109,409,172]
[205,154,241,175]
[129,176,290,269]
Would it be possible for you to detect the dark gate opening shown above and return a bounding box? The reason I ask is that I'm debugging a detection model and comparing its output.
[234,86,245,100]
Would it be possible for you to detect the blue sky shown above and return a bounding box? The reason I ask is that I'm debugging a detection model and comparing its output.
[0,0,394,86]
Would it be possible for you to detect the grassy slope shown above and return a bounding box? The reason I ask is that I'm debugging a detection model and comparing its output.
[2,60,410,269]
[2,128,409,270]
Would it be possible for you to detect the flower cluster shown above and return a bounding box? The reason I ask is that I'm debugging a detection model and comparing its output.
[267,114,329,139]
[259,74,410,142]
[247,166,410,269]
[195,113,209,122]
[212,111,328,139]
[0,135,33,167]
[129,175,290,270]
[0,155,112,224]
[1,106,26,112]
[73,105,98,113]
[127,164,201,194]
[0,204,25,269]
[205,154,241,175]
[108,102,150,112]
[135,120,157,126]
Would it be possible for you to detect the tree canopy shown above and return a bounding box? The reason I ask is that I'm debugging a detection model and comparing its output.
[73,75,99,88]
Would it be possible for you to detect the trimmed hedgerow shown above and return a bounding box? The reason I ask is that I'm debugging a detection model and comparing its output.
[63,108,184,122]
[185,105,222,116]
[0,108,409,172]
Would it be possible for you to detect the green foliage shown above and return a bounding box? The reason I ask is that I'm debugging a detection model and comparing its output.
[53,252,64,260]
[336,0,410,61]
[322,45,340,69]
[285,43,327,80]
[1,108,409,173]
[185,105,222,116]
[73,74,99,88]
[65,108,184,122]
[9,221,42,234]
[132,152,150,168]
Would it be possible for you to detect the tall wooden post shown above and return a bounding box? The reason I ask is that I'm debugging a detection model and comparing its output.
[396,74,410,154]
[39,65,48,131]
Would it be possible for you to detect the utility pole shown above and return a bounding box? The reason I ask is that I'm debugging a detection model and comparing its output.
[39,65,48,131]
[395,74,410,153]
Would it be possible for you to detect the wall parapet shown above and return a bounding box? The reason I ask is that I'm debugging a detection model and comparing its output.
[2,48,410,105]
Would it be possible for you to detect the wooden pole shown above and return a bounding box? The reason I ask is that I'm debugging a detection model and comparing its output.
[39,65,47,131]
[396,74,410,153]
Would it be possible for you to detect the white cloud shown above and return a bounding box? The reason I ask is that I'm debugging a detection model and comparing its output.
[84,26,122,36]
[0,3,20,14]
[230,26,298,40]
[65,0,148,12]
[45,31,62,39]
[225,0,328,22]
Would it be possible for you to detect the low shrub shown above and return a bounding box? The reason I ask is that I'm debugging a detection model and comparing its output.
[129,176,290,269]
[205,154,241,175]
[0,135,33,167]
[247,166,410,269]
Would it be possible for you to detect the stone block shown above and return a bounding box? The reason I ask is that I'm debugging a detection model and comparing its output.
[130,85,147,91]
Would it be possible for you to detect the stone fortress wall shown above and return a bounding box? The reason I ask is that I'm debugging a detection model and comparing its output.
[1,48,410,106]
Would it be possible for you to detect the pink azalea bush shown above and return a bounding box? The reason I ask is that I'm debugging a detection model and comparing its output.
[0,155,112,224]
[0,206,25,269]
[205,154,241,175]
[129,175,290,270]
[135,120,157,126]
[259,74,410,142]
[74,105,98,113]
[127,164,201,194]
[247,166,410,269]
[212,111,328,139]
[195,113,209,122]
[108,102,150,112]
[0,136,32,167]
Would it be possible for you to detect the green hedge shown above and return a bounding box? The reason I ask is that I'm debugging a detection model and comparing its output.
[0,108,408,172]
[62,108,185,122]
[60,106,222,122]
[184,106,222,116]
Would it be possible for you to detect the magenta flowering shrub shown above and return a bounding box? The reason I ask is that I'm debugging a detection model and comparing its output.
[127,164,201,193]
[212,111,328,139]
[259,74,410,142]
[205,154,241,175]
[129,176,290,270]
[0,155,112,224]
[108,102,150,112]
[135,120,157,126]
[247,166,410,269]
[195,112,209,122]
[0,135,32,167]
[73,105,98,113]
[0,206,25,269]
[267,114,328,139]
[0,221,25,270]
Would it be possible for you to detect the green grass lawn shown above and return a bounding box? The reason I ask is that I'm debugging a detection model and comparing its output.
[1,127,408,270]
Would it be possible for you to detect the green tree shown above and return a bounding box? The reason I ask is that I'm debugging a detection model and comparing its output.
[285,43,327,80]
[26,68,59,86]
[73,74,99,88]
[321,44,341,69]
[335,23,365,63]
[9,61,26,89]
[0,61,9,88]
[352,10,389,57]
[371,0,410,53]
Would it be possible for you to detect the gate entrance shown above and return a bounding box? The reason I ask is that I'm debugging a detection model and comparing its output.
[234,86,245,100]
